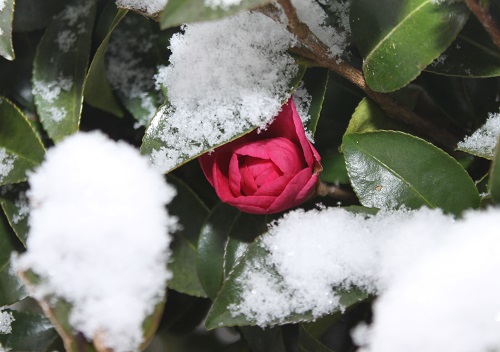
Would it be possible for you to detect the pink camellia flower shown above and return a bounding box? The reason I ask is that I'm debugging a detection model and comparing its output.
[199,98,322,214]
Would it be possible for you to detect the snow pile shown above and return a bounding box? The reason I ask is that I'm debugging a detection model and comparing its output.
[457,112,500,159]
[291,0,350,59]
[229,207,456,325]
[16,131,177,352]
[115,0,167,15]
[0,309,14,334]
[358,208,500,352]
[149,11,298,172]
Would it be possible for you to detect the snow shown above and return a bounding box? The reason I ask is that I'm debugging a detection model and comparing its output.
[204,0,242,9]
[0,148,15,183]
[56,30,77,53]
[229,207,457,326]
[59,3,93,34]
[358,208,500,352]
[32,76,73,104]
[149,11,298,173]
[15,131,177,352]
[115,0,167,15]
[0,309,14,334]
[457,112,500,158]
[230,204,500,350]
[291,0,350,59]
[0,0,6,12]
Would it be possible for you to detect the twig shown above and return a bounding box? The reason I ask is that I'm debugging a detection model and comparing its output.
[464,0,500,48]
[275,0,459,149]
[316,181,357,202]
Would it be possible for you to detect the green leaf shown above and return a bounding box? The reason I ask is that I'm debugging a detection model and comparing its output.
[13,0,65,32]
[105,12,163,126]
[240,326,286,352]
[0,183,29,246]
[350,0,470,92]
[342,131,480,215]
[0,260,28,307]
[0,97,45,186]
[197,203,240,301]
[205,239,369,329]
[299,324,335,352]
[160,0,273,29]
[319,152,350,185]
[346,97,409,135]
[167,175,209,298]
[84,4,127,117]
[0,208,18,267]
[0,311,58,352]
[0,0,15,60]
[302,68,329,137]
[426,16,500,77]
[32,0,98,142]
[489,136,500,203]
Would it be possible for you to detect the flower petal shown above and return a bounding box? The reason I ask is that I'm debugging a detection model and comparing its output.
[267,167,315,213]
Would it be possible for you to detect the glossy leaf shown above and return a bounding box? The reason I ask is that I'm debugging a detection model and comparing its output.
[346,97,409,134]
[32,0,97,142]
[302,67,329,136]
[0,98,45,186]
[160,0,273,29]
[0,183,29,246]
[299,324,335,352]
[197,203,240,300]
[0,0,14,60]
[84,4,127,117]
[342,131,480,215]
[489,136,500,203]
[167,175,209,298]
[426,16,500,77]
[0,311,58,352]
[0,260,28,307]
[205,239,369,329]
[105,12,163,126]
[350,0,470,92]
[0,208,18,267]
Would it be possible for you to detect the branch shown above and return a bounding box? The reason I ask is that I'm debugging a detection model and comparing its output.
[275,0,459,149]
[465,0,500,48]
[316,181,357,202]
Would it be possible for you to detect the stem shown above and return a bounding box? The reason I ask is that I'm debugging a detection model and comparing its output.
[275,0,459,149]
[316,181,357,202]
[465,0,500,48]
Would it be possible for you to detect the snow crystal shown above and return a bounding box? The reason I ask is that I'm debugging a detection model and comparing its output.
[46,107,67,123]
[11,190,29,225]
[149,11,298,173]
[291,0,350,59]
[16,131,177,352]
[106,14,160,126]
[457,112,500,158]
[204,0,242,10]
[115,0,167,15]
[360,208,500,352]
[0,309,14,334]
[0,0,6,11]
[32,75,73,104]
[0,148,15,183]
[59,2,93,34]
[56,30,77,53]
[229,207,456,326]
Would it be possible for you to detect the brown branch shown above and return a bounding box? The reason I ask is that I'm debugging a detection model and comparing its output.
[465,0,500,48]
[275,0,459,149]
